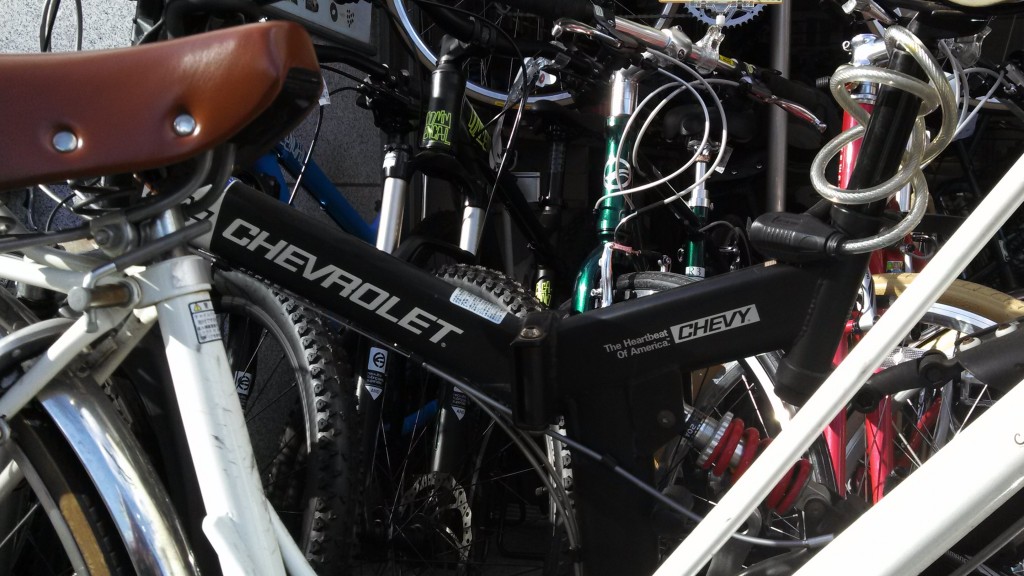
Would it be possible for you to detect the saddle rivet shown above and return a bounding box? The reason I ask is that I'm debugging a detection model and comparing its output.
[52,130,79,153]
[173,113,197,136]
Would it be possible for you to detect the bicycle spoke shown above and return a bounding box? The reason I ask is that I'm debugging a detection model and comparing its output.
[958,384,989,434]
[0,501,40,552]
[243,352,289,415]
[742,377,770,433]
[245,382,299,428]
[893,426,925,469]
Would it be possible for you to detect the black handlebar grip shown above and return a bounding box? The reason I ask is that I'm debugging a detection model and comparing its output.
[417,1,573,58]
[314,45,391,80]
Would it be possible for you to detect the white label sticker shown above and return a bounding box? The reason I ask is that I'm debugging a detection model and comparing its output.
[234,371,252,397]
[319,76,331,106]
[189,300,221,343]
[365,383,383,400]
[449,288,507,324]
[234,371,252,408]
[364,347,388,400]
[367,347,389,373]
[451,387,468,420]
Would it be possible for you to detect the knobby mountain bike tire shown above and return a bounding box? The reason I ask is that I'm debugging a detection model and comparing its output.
[213,269,356,573]
[0,268,360,575]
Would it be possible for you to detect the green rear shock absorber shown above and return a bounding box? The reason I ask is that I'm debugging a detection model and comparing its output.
[572,67,647,313]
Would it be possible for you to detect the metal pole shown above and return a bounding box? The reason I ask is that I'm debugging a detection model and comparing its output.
[767,1,792,212]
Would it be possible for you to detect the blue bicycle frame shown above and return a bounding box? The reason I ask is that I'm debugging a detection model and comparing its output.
[253,139,379,244]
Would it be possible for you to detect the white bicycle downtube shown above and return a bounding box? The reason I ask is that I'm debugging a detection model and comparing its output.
[151,256,285,576]
[655,151,1024,575]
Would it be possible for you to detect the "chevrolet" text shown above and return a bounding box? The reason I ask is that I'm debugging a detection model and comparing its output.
[222,219,465,345]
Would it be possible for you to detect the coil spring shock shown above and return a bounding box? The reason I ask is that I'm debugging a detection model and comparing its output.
[692,412,812,514]
[810,25,958,254]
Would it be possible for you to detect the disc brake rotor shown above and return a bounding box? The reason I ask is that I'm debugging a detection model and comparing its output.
[403,472,473,561]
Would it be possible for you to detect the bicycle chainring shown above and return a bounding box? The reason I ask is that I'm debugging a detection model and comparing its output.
[685,2,764,27]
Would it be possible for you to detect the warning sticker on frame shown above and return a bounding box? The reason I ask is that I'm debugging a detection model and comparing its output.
[364,347,388,400]
[450,288,507,324]
[189,300,221,343]
[451,387,469,420]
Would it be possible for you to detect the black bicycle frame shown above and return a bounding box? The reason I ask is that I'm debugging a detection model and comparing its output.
[189,19,949,576]
[194,180,852,573]
[199,182,837,383]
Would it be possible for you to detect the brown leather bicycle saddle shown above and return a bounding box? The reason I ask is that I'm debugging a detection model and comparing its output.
[0,21,320,190]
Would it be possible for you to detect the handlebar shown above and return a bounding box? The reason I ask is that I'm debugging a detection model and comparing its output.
[315,45,392,82]
[413,0,827,130]
[554,13,828,131]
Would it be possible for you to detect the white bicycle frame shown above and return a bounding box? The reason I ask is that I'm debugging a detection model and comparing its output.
[657,151,1024,575]
[0,206,315,576]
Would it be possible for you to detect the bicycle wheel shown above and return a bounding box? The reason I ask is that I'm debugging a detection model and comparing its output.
[0,408,131,575]
[0,297,130,575]
[213,270,356,572]
[840,273,1024,497]
[384,0,678,106]
[844,275,1024,573]
[614,272,835,573]
[354,264,560,574]
[615,271,1024,571]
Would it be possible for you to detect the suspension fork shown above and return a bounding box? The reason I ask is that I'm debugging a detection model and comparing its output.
[684,143,713,279]
[534,135,568,307]
[572,66,648,313]
[377,143,413,254]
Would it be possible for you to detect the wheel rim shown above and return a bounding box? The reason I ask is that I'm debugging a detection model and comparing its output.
[0,453,90,575]
[386,0,679,106]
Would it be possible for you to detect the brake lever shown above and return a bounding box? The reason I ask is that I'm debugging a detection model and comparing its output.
[742,78,828,133]
[552,18,634,51]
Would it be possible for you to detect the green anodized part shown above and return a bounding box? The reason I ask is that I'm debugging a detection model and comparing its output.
[573,116,632,313]
[686,205,710,278]
[572,247,603,314]
[598,116,628,242]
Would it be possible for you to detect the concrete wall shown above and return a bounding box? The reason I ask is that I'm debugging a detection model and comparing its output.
[0,2,135,52]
